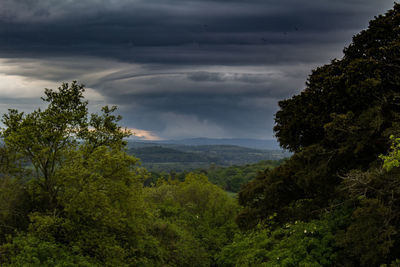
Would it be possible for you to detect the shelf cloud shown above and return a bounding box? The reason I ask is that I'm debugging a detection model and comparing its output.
[0,0,395,140]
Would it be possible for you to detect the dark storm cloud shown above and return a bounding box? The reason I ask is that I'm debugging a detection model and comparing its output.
[0,55,306,139]
[0,0,396,139]
[0,0,394,64]
[81,63,317,139]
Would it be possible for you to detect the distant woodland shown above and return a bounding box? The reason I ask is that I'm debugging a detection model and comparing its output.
[1,4,400,266]
[127,143,288,172]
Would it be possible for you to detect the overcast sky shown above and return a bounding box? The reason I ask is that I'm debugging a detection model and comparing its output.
[0,0,396,140]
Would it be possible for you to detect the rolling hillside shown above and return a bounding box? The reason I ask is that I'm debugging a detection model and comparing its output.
[128,141,290,172]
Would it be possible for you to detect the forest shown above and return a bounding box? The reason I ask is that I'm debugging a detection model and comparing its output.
[143,160,284,193]
[0,4,400,266]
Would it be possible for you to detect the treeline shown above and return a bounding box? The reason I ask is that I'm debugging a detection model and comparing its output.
[1,4,400,266]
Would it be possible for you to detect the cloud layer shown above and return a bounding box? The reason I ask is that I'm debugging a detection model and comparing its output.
[0,0,396,139]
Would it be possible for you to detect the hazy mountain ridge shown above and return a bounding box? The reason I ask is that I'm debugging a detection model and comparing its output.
[129,138,281,150]
[127,141,290,172]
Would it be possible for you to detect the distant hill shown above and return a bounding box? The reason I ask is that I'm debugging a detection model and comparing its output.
[128,142,291,172]
[129,146,213,163]
[130,138,281,150]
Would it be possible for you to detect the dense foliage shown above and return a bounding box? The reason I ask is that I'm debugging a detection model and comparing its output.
[201,160,283,193]
[145,173,239,265]
[144,160,283,193]
[0,83,238,266]
[230,4,400,266]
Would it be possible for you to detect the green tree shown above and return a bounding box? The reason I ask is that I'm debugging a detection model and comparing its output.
[381,135,400,171]
[145,173,239,265]
[1,81,129,210]
[218,209,350,267]
[0,82,163,266]
[19,147,156,266]
[337,163,400,264]
[237,4,400,229]
[0,233,95,267]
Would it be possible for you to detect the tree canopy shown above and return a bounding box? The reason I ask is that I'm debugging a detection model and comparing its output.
[234,4,400,266]
[0,82,239,266]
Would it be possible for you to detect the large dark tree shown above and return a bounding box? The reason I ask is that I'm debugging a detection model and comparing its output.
[238,4,400,229]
